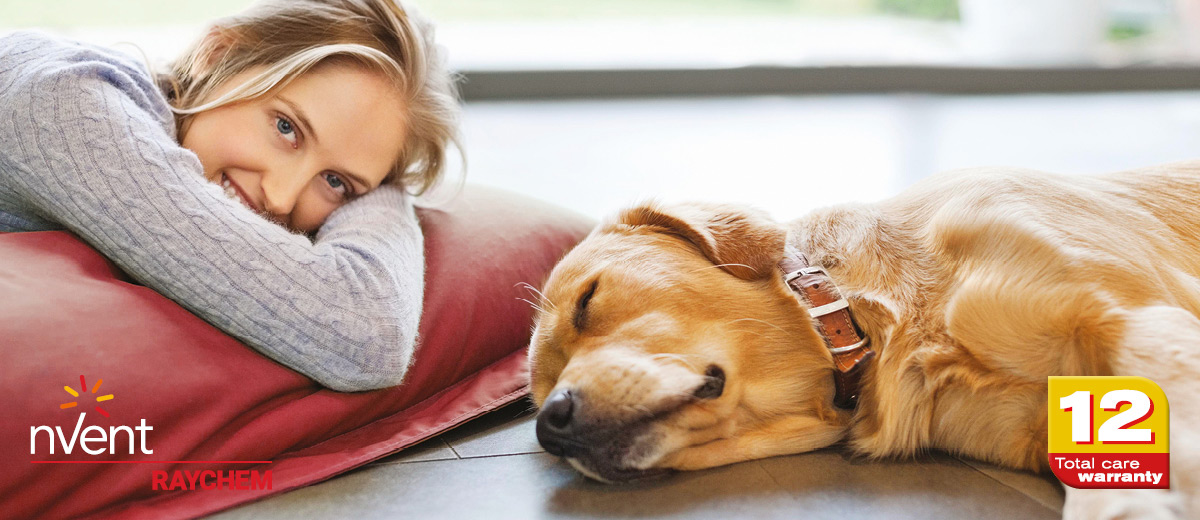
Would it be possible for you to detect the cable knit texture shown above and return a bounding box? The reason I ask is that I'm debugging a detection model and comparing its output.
[0,31,425,392]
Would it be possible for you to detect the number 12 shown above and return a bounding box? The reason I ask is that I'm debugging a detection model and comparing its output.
[1059,389,1154,444]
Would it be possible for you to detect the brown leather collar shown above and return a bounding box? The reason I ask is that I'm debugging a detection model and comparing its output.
[779,247,876,409]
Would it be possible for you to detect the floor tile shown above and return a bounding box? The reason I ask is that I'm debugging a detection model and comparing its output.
[210,452,793,520]
[212,448,1065,520]
[757,450,1060,520]
[372,437,458,465]
[442,398,544,458]
[536,460,795,519]
[954,456,1066,513]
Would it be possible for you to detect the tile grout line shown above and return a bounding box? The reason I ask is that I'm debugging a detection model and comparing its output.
[756,460,787,492]
[442,438,462,459]
[388,451,545,465]
[456,450,544,460]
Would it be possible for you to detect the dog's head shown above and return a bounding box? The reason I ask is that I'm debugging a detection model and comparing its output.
[528,202,847,482]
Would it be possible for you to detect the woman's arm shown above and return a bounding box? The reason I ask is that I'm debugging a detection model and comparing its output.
[0,32,423,392]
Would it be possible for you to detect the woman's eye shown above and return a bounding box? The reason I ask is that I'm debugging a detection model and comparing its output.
[323,172,351,198]
[275,116,298,147]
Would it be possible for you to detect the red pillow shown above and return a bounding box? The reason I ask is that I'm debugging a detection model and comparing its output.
[0,185,592,519]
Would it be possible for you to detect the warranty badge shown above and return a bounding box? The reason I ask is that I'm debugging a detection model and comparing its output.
[1048,376,1170,489]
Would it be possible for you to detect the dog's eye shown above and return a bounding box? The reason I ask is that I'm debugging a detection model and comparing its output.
[573,280,598,331]
[693,365,725,400]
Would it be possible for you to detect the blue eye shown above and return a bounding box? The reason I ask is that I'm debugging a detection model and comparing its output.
[323,172,352,199]
[275,115,298,146]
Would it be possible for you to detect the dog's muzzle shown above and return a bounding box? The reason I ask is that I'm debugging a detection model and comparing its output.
[535,388,671,483]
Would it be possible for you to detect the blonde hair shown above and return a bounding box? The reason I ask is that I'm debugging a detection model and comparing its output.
[162,0,461,195]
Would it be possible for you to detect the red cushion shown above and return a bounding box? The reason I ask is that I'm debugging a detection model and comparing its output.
[0,185,592,519]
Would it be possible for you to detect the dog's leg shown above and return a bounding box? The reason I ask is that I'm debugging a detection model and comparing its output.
[1062,306,1199,520]
[658,414,846,471]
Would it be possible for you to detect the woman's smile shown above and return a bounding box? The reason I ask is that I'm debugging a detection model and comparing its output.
[220,172,261,213]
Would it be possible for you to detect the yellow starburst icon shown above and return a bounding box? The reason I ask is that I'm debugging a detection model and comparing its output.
[60,375,115,417]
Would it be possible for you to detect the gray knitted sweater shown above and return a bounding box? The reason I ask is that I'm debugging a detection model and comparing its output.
[0,31,425,392]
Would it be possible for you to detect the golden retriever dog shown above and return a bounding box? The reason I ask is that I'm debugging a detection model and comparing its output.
[527,162,1199,519]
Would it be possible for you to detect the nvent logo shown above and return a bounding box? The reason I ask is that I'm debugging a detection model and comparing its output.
[32,374,152,456]
[30,373,272,491]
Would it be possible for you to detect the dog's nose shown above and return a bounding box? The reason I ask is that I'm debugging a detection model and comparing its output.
[536,388,578,456]
[542,388,575,428]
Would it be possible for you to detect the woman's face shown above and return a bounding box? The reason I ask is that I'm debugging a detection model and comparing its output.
[181,63,407,233]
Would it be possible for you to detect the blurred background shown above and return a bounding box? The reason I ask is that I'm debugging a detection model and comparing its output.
[6,0,1200,220]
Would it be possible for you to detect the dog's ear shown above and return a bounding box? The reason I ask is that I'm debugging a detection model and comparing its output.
[616,202,786,280]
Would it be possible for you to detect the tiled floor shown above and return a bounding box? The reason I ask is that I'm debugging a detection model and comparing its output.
[214,90,1197,518]
[211,399,1064,520]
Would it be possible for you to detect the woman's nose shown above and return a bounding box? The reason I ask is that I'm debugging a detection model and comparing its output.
[261,170,307,219]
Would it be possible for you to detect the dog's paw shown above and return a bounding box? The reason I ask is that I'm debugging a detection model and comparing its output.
[1063,488,1185,520]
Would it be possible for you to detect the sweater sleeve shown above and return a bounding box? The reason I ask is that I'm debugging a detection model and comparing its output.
[0,32,424,392]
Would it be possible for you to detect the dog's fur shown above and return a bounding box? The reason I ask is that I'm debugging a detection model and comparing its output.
[528,162,1200,518]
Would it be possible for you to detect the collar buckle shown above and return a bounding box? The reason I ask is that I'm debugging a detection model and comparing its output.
[784,265,826,284]
[779,249,876,410]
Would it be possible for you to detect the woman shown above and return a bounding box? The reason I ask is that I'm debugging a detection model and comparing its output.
[0,0,461,391]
